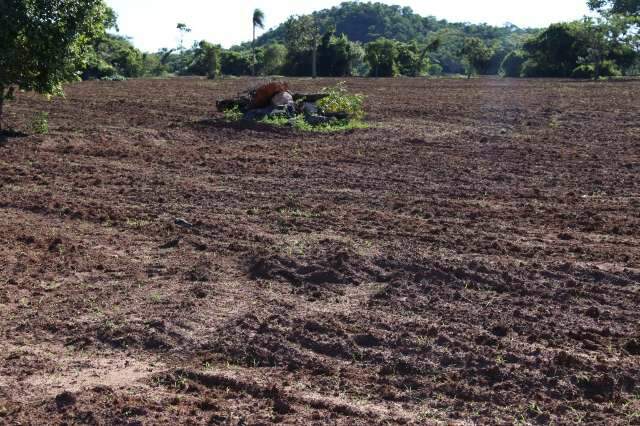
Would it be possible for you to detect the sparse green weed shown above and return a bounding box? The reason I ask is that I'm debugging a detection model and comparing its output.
[30,112,49,134]
[223,105,243,121]
[317,81,365,121]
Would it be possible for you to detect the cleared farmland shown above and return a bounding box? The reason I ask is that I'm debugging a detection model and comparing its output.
[1,77,639,424]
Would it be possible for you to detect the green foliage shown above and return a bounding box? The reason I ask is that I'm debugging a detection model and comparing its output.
[259,114,291,127]
[176,23,191,52]
[571,64,597,78]
[581,15,639,78]
[588,0,640,15]
[83,35,144,80]
[283,15,324,76]
[522,23,587,77]
[365,38,399,77]
[461,37,495,77]
[296,117,368,133]
[101,74,126,81]
[500,50,527,77]
[284,18,357,76]
[396,42,425,76]
[317,32,360,77]
[141,53,169,77]
[252,3,537,75]
[253,9,266,30]
[571,60,622,78]
[426,62,444,76]
[225,84,367,133]
[223,105,243,121]
[221,50,253,76]
[520,17,638,78]
[187,41,222,79]
[0,0,109,127]
[252,9,266,76]
[317,83,365,120]
[262,44,288,75]
[260,114,368,133]
[284,15,320,55]
[30,112,49,134]
[363,38,442,77]
[349,42,369,76]
[256,2,450,45]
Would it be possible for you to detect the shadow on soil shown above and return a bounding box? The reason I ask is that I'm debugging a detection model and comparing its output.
[0,129,28,146]
[193,118,296,135]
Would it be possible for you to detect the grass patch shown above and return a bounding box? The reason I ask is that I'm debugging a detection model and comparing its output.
[223,105,243,121]
[30,112,49,134]
[259,114,368,133]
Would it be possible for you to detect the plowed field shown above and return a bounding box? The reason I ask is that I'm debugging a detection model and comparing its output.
[1,77,639,425]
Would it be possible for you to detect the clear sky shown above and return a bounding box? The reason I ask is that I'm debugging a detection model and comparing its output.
[106,0,593,52]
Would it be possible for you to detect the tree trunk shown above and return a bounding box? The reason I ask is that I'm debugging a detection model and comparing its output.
[312,45,318,79]
[594,52,602,81]
[0,87,4,132]
[252,26,256,77]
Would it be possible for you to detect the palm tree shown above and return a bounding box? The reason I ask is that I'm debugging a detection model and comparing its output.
[252,9,265,76]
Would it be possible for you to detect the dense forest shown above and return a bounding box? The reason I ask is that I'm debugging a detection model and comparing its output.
[85,1,639,80]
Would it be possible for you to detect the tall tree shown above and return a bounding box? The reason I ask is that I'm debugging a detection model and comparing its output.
[284,15,323,78]
[588,0,640,15]
[262,43,288,75]
[0,0,109,130]
[460,37,494,78]
[252,9,266,76]
[580,15,639,78]
[176,23,191,52]
[365,38,399,77]
[188,41,221,79]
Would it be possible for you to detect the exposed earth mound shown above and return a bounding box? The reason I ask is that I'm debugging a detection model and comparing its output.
[0,77,639,424]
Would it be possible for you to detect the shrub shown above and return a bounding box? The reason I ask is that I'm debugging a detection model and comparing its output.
[365,38,399,77]
[571,64,594,78]
[100,74,127,81]
[221,50,252,76]
[427,63,444,76]
[316,83,365,121]
[187,41,221,79]
[223,105,243,121]
[500,50,527,77]
[30,112,49,134]
[520,59,552,77]
[571,61,622,79]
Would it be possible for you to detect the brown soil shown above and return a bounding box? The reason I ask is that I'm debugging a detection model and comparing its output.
[1,77,639,425]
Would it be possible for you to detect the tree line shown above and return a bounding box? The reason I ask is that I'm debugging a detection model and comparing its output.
[82,1,639,81]
[1,0,639,128]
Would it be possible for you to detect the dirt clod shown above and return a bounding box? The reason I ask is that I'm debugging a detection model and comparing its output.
[1,77,638,425]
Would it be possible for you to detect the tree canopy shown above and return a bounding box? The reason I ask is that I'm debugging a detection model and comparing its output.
[250,2,536,75]
[252,9,266,75]
[460,37,495,78]
[588,0,640,15]
[7,0,636,92]
[134,1,638,79]
[0,0,110,128]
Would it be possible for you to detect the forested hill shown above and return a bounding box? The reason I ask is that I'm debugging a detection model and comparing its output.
[253,1,538,47]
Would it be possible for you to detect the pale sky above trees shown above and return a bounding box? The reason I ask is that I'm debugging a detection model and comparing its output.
[107,0,593,52]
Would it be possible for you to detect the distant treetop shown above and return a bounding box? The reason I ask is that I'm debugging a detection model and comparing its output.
[251,1,536,48]
[588,0,640,15]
